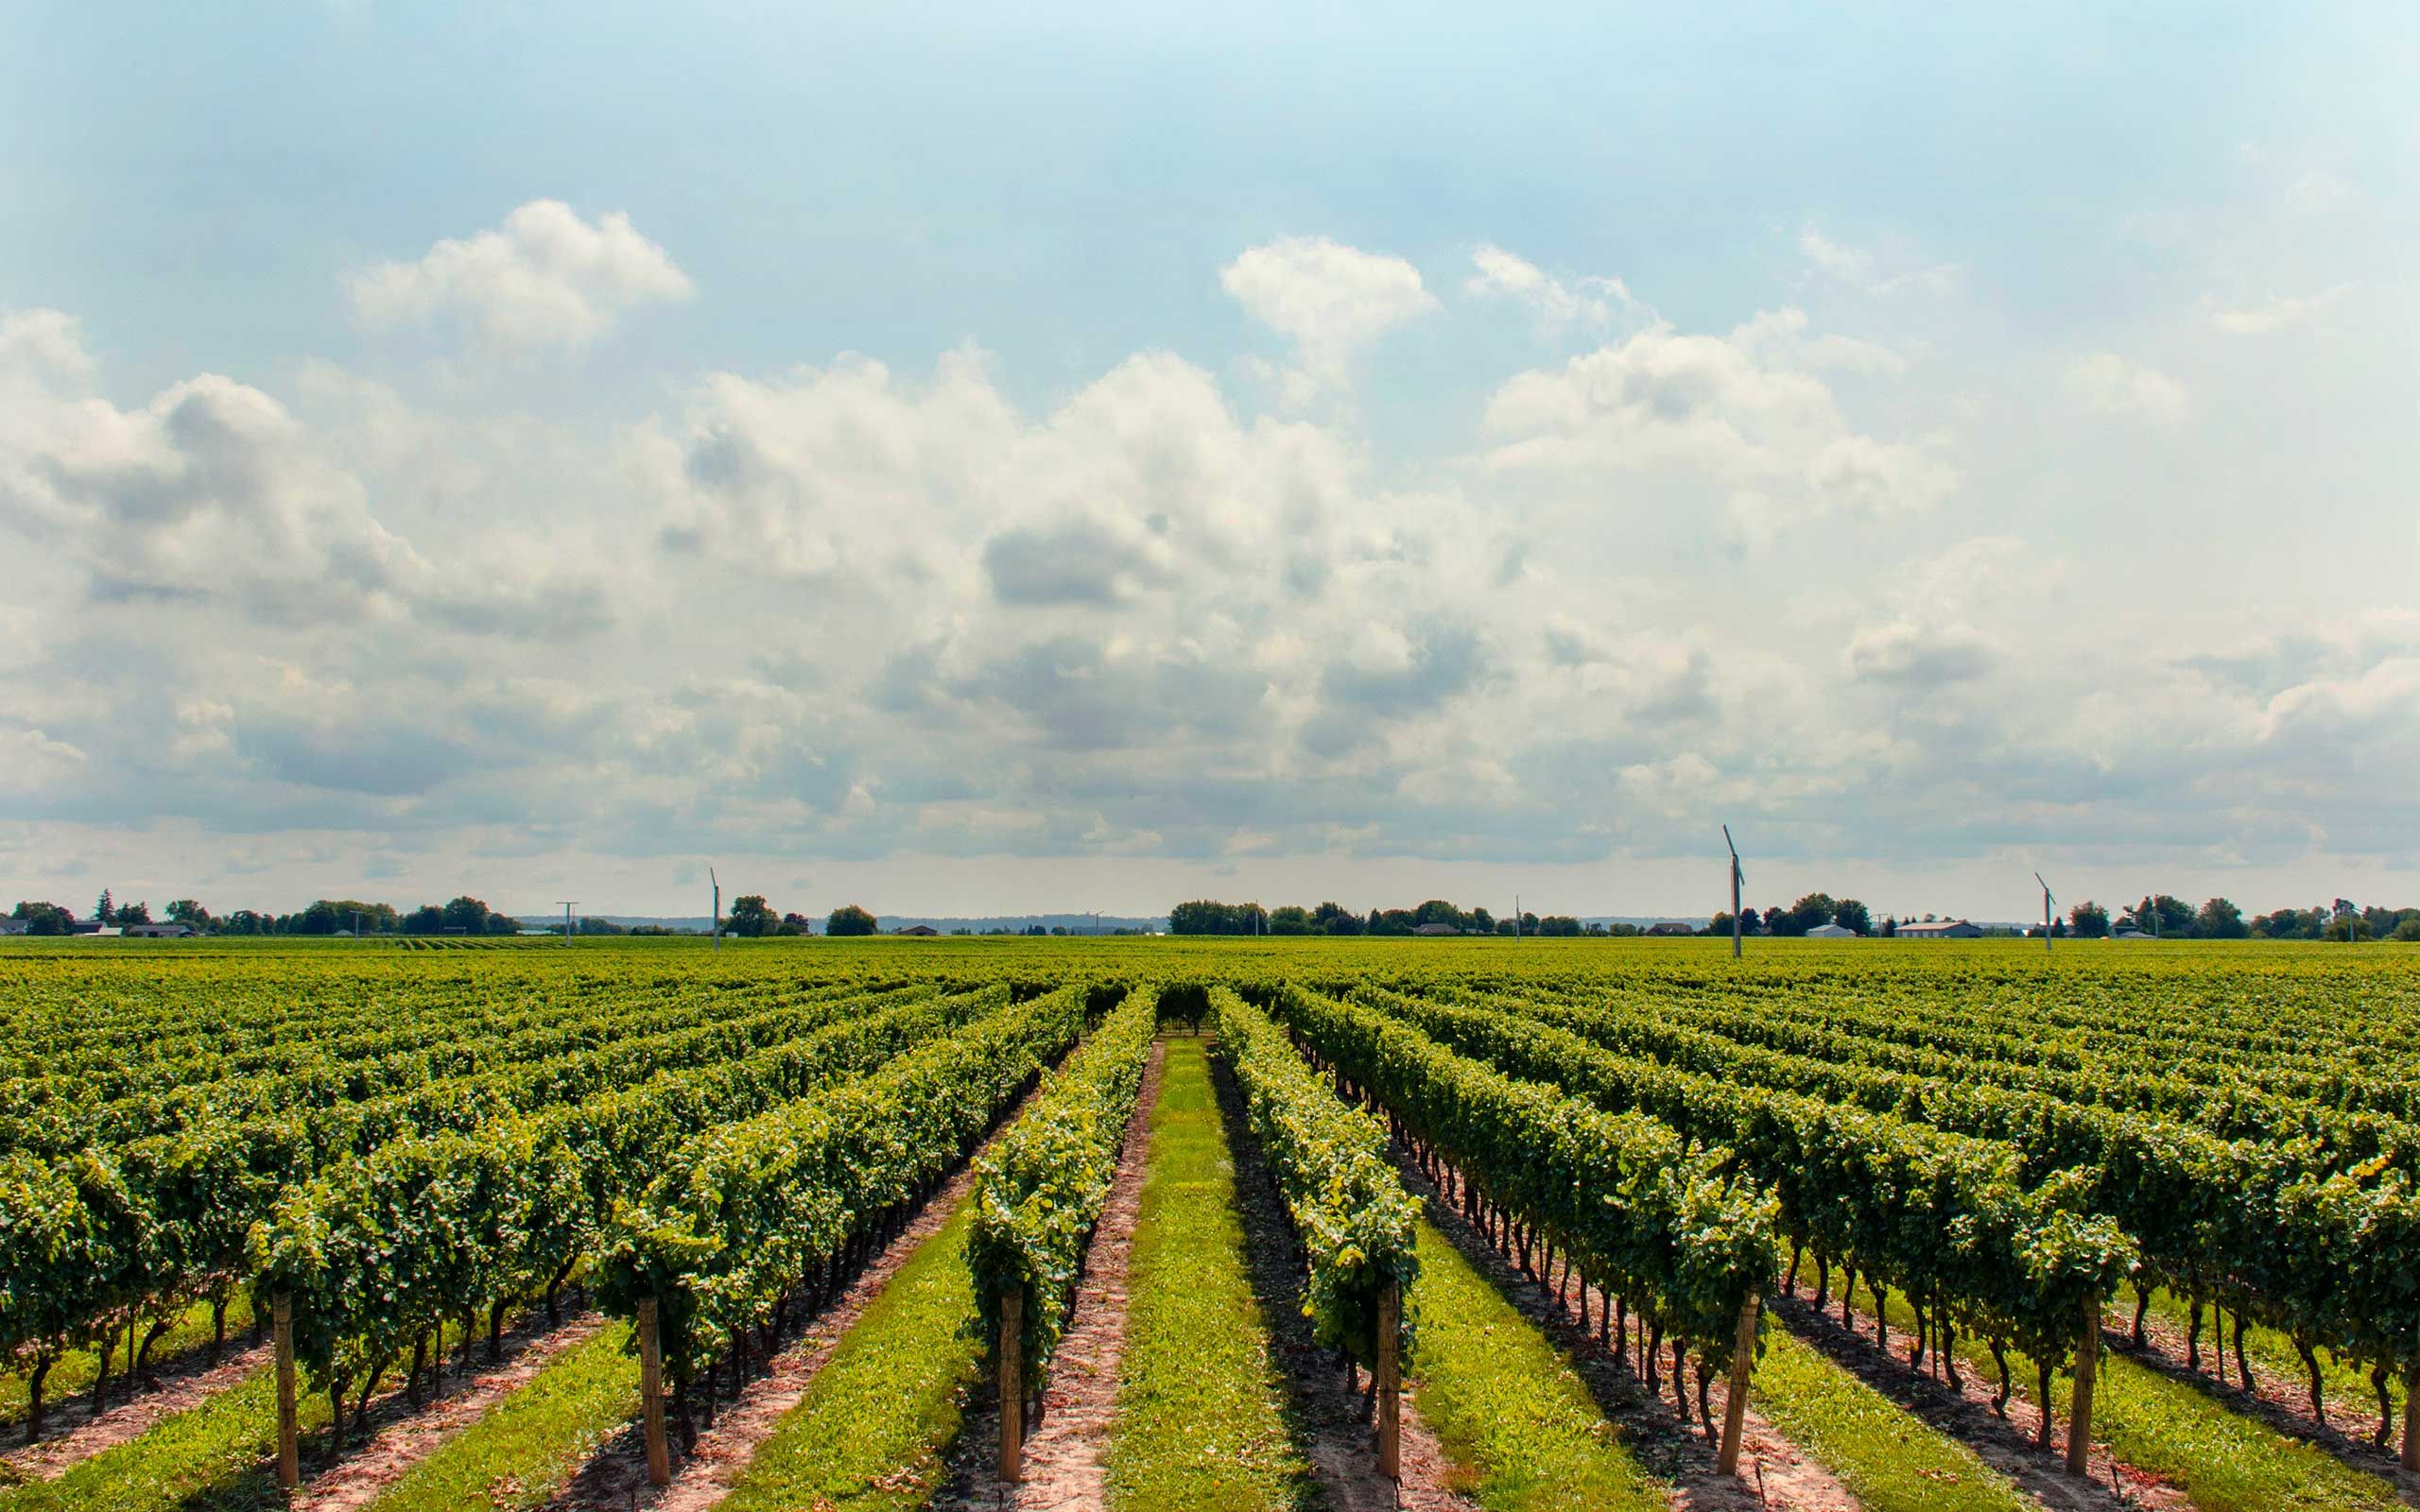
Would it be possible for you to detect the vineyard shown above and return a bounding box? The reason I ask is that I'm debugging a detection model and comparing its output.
[2,936,2416,1512]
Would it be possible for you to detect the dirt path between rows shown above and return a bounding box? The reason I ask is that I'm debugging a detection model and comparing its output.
[294,1312,609,1511]
[0,1339,273,1481]
[1770,1280,2187,1512]
[933,1039,1167,1512]
[547,1078,1049,1511]
[1396,1157,1856,1512]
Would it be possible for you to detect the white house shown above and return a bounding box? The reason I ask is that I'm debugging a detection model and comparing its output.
[1806,921,1858,939]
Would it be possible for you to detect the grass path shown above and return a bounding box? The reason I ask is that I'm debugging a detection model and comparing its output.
[0,1355,320,1512]
[1104,1035,1316,1512]
[1750,1325,2030,1512]
[1399,1220,1668,1512]
[713,1198,989,1512]
[356,1320,635,1512]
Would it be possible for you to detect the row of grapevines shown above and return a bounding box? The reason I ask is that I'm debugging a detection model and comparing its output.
[0,983,992,1407]
[967,986,1159,1396]
[1435,982,2420,1382]
[595,984,1090,1383]
[250,985,1011,1396]
[1208,988,1419,1366]
[1271,984,1776,1371]
[1340,985,2134,1376]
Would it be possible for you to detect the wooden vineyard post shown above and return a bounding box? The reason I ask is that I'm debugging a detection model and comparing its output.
[2066,1300,2099,1476]
[1717,1289,1759,1475]
[638,1297,671,1487]
[1377,1280,1401,1479]
[998,1286,1025,1481]
[2405,1362,2419,1472]
[273,1292,299,1489]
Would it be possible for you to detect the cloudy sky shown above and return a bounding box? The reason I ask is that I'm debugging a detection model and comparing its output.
[3,4,2415,922]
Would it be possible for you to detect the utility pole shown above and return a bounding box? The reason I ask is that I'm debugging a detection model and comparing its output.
[558,901,579,944]
[1723,826,1745,960]
[710,868,722,951]
[2034,873,2053,956]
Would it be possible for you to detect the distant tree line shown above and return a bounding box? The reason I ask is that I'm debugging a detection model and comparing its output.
[1167,898,1637,937]
[1707,892,1876,937]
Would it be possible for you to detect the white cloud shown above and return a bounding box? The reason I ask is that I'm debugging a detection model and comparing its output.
[1463,245,1633,330]
[1478,310,1955,536]
[1845,620,1997,687]
[1799,226,1959,296]
[2064,352,2189,425]
[2209,285,2348,335]
[348,200,693,351]
[1220,236,1437,384]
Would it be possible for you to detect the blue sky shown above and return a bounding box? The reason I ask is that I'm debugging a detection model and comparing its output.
[2,3,2414,920]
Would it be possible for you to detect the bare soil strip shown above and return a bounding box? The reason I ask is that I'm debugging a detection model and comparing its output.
[547,1079,1048,1511]
[2117,1304,2412,1480]
[0,1338,273,1480]
[1211,1051,1475,1512]
[1769,1281,2183,1512]
[293,1312,609,1512]
[1393,1156,1856,1512]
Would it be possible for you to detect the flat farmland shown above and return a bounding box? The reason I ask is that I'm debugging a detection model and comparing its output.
[3,936,2415,1512]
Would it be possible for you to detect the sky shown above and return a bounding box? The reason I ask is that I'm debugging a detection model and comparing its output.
[2,3,2415,923]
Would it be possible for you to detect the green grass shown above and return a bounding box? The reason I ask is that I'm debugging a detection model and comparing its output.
[361,1319,637,1512]
[1104,1035,1315,1512]
[1750,1325,2028,1512]
[1402,1219,1667,1512]
[717,1199,987,1512]
[0,1354,323,1512]
[1841,1276,2400,1512]
[2,1294,256,1430]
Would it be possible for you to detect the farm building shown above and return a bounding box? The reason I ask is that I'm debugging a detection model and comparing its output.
[1805,921,1858,938]
[1413,922,1462,936]
[1896,919,1982,939]
[120,922,194,938]
[0,918,27,936]
[893,923,941,936]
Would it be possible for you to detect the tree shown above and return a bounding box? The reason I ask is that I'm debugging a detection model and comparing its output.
[94,889,113,924]
[1268,905,1315,936]
[726,895,776,937]
[1536,915,1582,936]
[2395,918,2420,943]
[825,904,878,936]
[165,899,213,931]
[1832,899,1874,936]
[1412,899,1465,930]
[10,902,74,936]
[441,896,496,935]
[1311,902,1363,936]
[2325,913,2375,943]
[1769,893,1835,937]
[2193,897,2246,939]
[1469,906,1495,934]
[114,900,152,926]
[2120,895,2192,936]
[2068,901,2111,938]
[403,904,447,935]
[1738,907,1763,936]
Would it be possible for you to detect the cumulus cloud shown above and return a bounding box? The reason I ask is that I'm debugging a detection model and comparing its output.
[1220,236,1437,383]
[2065,352,2189,424]
[1478,310,1955,537]
[2209,285,2348,335]
[1845,620,1997,687]
[1464,245,1633,330]
[348,200,694,351]
[1799,227,1959,296]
